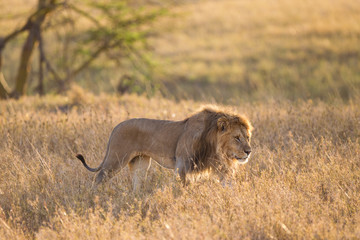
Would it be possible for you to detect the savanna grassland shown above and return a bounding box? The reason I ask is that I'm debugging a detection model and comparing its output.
[0,91,359,239]
[1,0,360,239]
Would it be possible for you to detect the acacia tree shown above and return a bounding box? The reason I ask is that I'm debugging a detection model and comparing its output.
[0,0,166,99]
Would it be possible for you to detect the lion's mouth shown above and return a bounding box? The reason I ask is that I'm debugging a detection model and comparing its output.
[234,155,249,164]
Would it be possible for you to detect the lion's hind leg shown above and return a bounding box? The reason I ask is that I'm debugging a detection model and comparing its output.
[128,156,151,192]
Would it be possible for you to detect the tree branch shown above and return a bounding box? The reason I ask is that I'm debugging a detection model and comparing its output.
[0,20,32,52]
[0,0,67,98]
[66,43,109,81]
[43,54,63,84]
[67,3,102,28]
[0,1,65,51]
[0,72,10,99]
[38,29,45,95]
[0,18,32,71]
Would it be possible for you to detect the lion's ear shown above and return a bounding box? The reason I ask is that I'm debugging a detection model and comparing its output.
[217,117,229,132]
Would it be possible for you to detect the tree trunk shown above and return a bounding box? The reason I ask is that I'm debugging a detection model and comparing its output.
[0,72,10,99]
[12,27,39,97]
[0,0,58,99]
[38,29,45,95]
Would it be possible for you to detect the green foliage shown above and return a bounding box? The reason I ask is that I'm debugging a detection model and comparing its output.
[67,0,167,94]
[0,0,167,96]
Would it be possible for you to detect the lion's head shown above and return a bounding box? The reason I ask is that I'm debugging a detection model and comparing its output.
[193,107,253,171]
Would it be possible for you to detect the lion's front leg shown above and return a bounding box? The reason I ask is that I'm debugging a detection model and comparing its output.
[215,167,237,188]
[128,156,151,192]
[174,160,186,186]
[175,128,200,186]
[174,158,192,186]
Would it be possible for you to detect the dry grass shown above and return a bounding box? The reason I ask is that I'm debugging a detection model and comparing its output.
[0,92,359,239]
[1,0,360,238]
[2,0,360,101]
[151,0,360,101]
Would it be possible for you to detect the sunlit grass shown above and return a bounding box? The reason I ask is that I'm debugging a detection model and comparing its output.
[1,0,360,238]
[0,92,359,239]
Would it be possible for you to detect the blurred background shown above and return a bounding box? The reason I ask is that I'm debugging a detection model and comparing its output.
[1,0,359,103]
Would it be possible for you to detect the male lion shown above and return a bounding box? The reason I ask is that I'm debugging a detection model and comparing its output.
[76,106,252,191]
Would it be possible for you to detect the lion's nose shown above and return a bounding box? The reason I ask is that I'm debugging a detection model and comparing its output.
[245,150,251,155]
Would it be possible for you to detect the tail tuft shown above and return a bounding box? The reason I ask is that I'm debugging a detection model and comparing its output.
[75,153,99,172]
[76,153,85,163]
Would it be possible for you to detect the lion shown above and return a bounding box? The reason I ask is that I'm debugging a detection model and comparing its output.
[76,106,253,191]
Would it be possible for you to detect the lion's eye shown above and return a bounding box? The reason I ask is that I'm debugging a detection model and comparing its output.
[235,136,241,142]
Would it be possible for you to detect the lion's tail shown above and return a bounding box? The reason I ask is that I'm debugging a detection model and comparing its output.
[76,154,101,172]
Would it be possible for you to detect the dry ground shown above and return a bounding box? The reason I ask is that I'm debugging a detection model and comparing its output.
[0,90,359,239]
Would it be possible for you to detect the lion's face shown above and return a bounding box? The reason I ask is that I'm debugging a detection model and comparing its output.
[217,120,252,165]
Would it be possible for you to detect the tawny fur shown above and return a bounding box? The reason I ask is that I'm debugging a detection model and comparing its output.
[76,106,253,191]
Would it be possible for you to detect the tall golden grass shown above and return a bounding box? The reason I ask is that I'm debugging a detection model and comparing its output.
[0,90,359,239]
[1,0,360,238]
